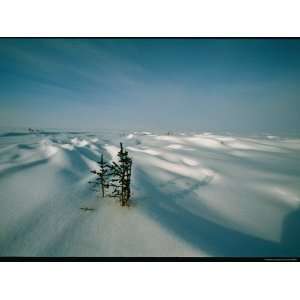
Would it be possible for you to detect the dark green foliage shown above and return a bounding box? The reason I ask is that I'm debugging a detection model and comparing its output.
[110,143,132,206]
[90,143,133,207]
[89,154,110,197]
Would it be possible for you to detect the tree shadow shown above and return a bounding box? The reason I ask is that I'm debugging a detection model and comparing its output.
[135,168,288,257]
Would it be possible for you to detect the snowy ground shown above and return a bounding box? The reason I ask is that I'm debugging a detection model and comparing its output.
[0,129,300,257]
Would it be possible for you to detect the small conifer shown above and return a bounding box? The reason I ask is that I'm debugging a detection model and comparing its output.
[89,143,132,207]
[89,154,110,197]
[109,143,132,206]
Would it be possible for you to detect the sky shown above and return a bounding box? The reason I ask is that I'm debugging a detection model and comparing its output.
[0,38,300,134]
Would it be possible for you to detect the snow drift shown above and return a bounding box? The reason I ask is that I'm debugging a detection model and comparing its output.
[0,130,300,257]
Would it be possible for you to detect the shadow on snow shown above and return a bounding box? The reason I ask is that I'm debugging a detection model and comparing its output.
[135,168,300,257]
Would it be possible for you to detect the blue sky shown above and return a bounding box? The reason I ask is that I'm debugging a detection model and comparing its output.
[0,38,299,134]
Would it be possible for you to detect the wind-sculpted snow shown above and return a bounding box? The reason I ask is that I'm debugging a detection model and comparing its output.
[0,130,300,257]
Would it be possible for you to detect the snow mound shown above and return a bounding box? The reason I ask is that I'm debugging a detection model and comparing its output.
[61,144,74,151]
[166,144,183,149]
[71,137,90,147]
[1,130,300,257]
[127,146,160,156]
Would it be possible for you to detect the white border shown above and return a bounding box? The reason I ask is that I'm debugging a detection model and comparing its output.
[0,0,300,37]
[1,1,300,299]
[1,262,300,300]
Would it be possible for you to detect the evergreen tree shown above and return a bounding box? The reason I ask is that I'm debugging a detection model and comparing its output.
[89,154,110,198]
[109,143,132,206]
[89,143,132,207]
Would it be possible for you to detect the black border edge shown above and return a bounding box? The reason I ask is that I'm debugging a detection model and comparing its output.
[0,37,299,262]
[0,257,299,262]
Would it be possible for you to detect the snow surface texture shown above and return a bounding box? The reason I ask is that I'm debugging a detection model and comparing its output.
[0,130,300,257]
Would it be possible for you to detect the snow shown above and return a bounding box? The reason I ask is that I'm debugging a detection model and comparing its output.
[127,146,160,156]
[166,144,183,149]
[0,130,300,257]
[70,137,90,147]
[104,144,120,161]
